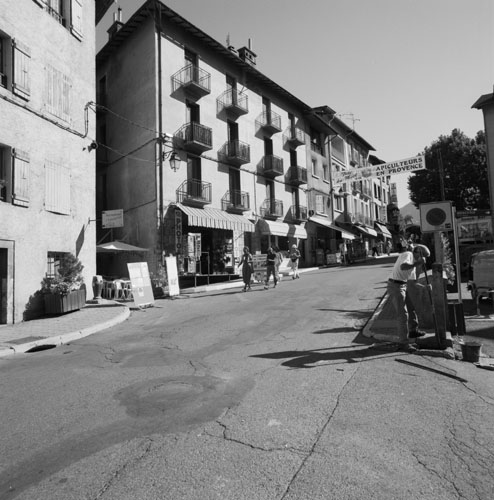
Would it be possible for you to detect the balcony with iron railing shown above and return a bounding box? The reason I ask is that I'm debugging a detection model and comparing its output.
[216,89,248,117]
[218,140,250,167]
[174,122,212,154]
[355,212,372,226]
[288,165,307,185]
[255,110,282,135]
[46,4,65,25]
[289,205,308,222]
[260,198,283,219]
[221,190,250,213]
[284,126,305,147]
[310,141,324,155]
[259,154,283,177]
[171,64,211,98]
[176,179,212,207]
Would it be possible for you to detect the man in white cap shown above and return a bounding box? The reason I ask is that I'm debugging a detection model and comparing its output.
[406,243,431,338]
[386,239,427,351]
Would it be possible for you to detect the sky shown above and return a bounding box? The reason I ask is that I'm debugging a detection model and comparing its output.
[97,0,494,208]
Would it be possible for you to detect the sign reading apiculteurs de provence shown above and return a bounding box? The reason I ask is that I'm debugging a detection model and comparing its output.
[332,154,426,184]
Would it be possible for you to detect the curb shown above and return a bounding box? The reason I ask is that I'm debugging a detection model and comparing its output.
[0,306,131,357]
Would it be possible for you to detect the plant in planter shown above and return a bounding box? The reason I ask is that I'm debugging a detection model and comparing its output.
[41,253,86,314]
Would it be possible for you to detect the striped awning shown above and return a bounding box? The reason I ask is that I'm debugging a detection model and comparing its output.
[176,204,255,232]
[309,215,356,240]
[353,224,378,238]
[257,219,307,239]
[375,222,392,238]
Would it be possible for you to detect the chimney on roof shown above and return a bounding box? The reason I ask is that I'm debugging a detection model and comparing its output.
[107,7,124,40]
[238,38,256,66]
[226,33,237,55]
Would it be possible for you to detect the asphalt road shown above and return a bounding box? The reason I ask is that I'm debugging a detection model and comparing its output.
[1,259,493,500]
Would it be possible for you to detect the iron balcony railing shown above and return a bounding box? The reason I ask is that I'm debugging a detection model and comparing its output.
[175,122,213,153]
[310,141,324,155]
[221,190,250,212]
[216,88,248,116]
[290,205,308,222]
[176,179,212,206]
[218,140,250,166]
[255,110,282,134]
[288,165,307,185]
[260,198,283,219]
[285,126,305,147]
[260,154,284,177]
[171,64,211,97]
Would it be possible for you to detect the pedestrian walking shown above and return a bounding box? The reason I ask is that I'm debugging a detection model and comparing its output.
[238,246,253,291]
[264,247,278,289]
[386,239,426,351]
[371,245,379,257]
[339,240,348,265]
[386,240,392,256]
[289,244,301,279]
[273,245,284,283]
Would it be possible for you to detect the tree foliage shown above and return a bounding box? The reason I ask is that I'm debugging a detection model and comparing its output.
[408,129,488,210]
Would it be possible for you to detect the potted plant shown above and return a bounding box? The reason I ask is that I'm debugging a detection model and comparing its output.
[42,253,86,314]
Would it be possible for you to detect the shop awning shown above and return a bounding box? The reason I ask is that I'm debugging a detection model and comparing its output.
[176,203,255,232]
[353,224,378,237]
[375,222,392,238]
[96,241,149,253]
[257,219,307,239]
[309,215,356,240]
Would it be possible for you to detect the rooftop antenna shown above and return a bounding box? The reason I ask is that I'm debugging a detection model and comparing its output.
[338,113,360,130]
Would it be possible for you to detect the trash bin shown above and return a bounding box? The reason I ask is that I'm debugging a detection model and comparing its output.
[460,342,482,363]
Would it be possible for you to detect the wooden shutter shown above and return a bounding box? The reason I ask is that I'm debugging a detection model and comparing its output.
[71,0,83,39]
[12,40,30,99]
[12,149,30,207]
[45,161,71,214]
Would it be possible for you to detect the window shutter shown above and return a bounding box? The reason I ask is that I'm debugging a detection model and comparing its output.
[71,0,83,39]
[45,65,71,122]
[315,194,324,214]
[12,149,30,207]
[45,161,71,214]
[12,40,31,99]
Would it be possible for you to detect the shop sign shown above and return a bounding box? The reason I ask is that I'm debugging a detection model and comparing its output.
[187,233,202,260]
[165,256,180,297]
[175,208,182,255]
[102,209,123,228]
[252,254,267,283]
[127,262,155,308]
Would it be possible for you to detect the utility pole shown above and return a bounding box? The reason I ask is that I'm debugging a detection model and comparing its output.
[437,150,446,201]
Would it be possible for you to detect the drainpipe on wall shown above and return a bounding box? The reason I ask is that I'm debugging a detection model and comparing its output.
[156,3,164,265]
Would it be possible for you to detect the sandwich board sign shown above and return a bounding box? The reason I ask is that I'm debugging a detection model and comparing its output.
[165,256,180,297]
[127,262,154,308]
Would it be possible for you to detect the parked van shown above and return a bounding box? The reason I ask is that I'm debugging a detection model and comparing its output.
[468,249,494,300]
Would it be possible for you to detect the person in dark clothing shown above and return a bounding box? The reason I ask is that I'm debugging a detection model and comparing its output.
[264,247,278,289]
[238,246,253,291]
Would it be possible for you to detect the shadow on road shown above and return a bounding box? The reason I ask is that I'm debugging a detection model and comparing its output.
[250,341,408,369]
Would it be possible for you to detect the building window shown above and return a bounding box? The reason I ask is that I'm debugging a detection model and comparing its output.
[331,136,345,163]
[0,36,7,88]
[38,1,83,39]
[323,163,329,181]
[315,194,324,214]
[311,158,317,176]
[290,148,297,166]
[44,64,71,121]
[47,251,68,278]
[45,160,71,214]
[1,147,30,207]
